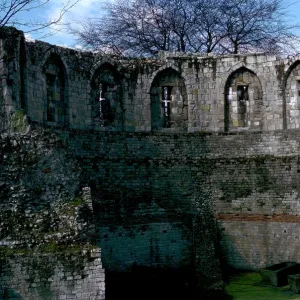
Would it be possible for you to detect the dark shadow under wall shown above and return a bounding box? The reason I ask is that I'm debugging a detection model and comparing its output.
[105,268,231,300]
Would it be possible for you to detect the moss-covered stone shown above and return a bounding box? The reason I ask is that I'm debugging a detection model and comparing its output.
[10,109,30,134]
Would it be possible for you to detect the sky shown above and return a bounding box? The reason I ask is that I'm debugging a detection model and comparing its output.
[4,0,300,49]
[12,0,106,48]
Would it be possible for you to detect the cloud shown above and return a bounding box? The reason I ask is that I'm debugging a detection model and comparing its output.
[36,0,105,47]
[25,33,35,42]
[49,0,101,27]
[8,0,108,47]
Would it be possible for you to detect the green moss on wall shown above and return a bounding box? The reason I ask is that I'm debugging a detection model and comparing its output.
[0,244,97,258]
[10,109,28,133]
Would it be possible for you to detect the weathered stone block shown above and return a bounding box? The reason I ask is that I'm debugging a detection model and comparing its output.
[259,262,300,286]
[288,274,300,294]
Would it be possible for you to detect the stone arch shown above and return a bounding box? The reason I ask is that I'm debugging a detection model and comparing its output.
[43,53,68,127]
[150,67,188,131]
[90,63,123,130]
[148,64,182,89]
[90,58,119,80]
[40,49,70,76]
[283,60,300,129]
[222,62,261,84]
[224,67,263,132]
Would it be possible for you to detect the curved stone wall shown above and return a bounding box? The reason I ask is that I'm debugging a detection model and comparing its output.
[4,27,300,298]
[2,28,300,134]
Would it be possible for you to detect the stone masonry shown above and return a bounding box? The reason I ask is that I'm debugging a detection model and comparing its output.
[2,28,299,134]
[0,126,105,299]
[4,26,300,298]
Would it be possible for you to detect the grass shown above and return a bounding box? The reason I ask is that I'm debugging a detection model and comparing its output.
[226,272,300,300]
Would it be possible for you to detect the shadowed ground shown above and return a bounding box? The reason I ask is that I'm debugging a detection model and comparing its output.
[105,268,230,300]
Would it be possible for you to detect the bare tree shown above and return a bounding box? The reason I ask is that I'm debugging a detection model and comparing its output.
[71,0,203,55]
[0,0,80,37]
[166,0,197,52]
[218,0,300,55]
[72,0,300,56]
[71,0,175,56]
[188,0,226,53]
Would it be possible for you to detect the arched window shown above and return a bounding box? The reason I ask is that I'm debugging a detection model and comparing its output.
[91,64,122,129]
[225,68,263,132]
[44,54,67,126]
[150,68,188,131]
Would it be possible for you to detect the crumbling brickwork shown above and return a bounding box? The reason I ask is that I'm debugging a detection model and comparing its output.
[0,248,104,300]
[0,126,105,300]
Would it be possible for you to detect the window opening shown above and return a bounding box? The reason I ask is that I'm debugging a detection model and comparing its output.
[228,87,233,101]
[98,83,108,126]
[237,85,249,127]
[45,63,65,124]
[237,85,249,101]
[46,73,56,122]
[162,86,172,128]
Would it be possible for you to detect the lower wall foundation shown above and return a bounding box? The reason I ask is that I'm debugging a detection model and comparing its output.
[218,216,300,270]
[0,247,105,300]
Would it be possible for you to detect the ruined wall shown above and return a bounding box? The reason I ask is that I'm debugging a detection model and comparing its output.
[0,124,223,297]
[0,28,27,133]
[2,28,298,135]
[22,45,284,133]
[4,125,300,298]
[53,128,300,274]
[0,127,105,300]
[0,248,104,300]
[53,129,224,293]
[4,27,300,298]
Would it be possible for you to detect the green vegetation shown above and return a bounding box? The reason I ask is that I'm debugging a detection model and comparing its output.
[0,243,97,257]
[11,109,27,133]
[59,196,85,215]
[69,196,84,207]
[226,272,300,299]
[38,240,57,252]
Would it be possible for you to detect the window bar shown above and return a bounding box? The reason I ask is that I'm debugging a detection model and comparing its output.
[98,83,106,126]
[162,86,171,128]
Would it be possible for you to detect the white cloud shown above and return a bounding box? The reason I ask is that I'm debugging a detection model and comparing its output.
[13,0,104,47]
[25,33,35,42]
[38,0,105,46]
